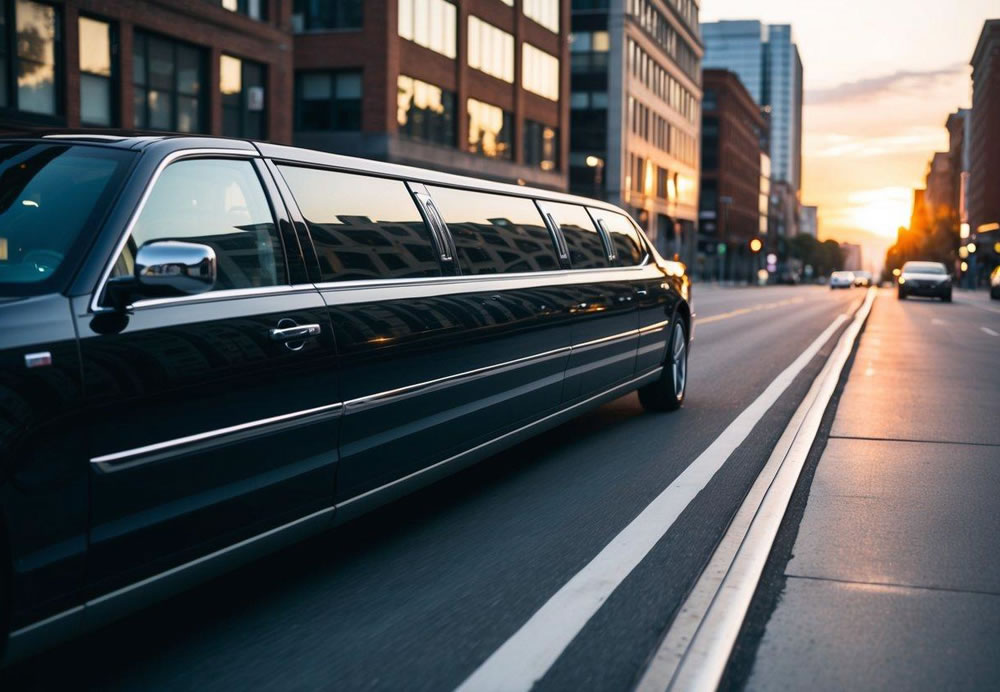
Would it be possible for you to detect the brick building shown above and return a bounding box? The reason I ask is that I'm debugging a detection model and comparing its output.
[698,68,766,281]
[292,0,568,190]
[0,0,293,142]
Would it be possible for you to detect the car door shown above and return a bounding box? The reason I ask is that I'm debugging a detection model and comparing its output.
[539,201,639,403]
[273,166,573,510]
[78,154,340,594]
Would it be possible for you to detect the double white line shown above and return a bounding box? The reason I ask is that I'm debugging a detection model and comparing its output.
[456,290,877,692]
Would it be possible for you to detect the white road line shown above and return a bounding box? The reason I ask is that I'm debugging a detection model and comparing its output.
[931,318,947,326]
[953,295,1000,315]
[982,327,999,337]
[637,288,876,692]
[454,308,854,692]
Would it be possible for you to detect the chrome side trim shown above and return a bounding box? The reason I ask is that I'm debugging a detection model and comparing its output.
[90,402,343,472]
[345,346,572,413]
[4,507,335,665]
[129,283,317,310]
[573,327,642,350]
[639,319,670,335]
[89,148,261,314]
[335,367,664,524]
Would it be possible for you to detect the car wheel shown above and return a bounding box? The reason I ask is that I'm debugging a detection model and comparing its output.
[991,287,1000,300]
[639,319,687,412]
[898,289,906,300]
[942,291,952,302]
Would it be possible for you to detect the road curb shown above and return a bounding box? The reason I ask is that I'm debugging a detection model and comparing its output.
[635,287,878,692]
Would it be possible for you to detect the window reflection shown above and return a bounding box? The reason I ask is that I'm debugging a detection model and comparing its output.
[523,0,559,33]
[134,32,205,133]
[79,16,114,126]
[280,166,442,282]
[428,186,560,275]
[15,0,57,115]
[590,209,646,267]
[121,159,283,290]
[398,0,456,59]
[467,16,514,83]
[221,55,266,138]
[467,98,512,160]
[397,75,456,147]
[524,120,558,171]
[545,201,608,269]
[522,43,559,101]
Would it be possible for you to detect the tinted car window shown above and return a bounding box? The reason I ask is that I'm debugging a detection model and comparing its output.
[280,166,441,282]
[544,201,608,269]
[591,209,646,267]
[0,143,133,295]
[428,186,560,275]
[114,158,284,291]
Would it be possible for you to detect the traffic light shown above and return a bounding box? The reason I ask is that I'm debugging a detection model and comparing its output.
[749,238,763,253]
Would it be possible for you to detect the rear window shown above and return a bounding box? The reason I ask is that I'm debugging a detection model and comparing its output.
[428,186,560,275]
[903,262,946,275]
[543,201,608,269]
[589,209,647,267]
[280,166,442,282]
[0,143,133,295]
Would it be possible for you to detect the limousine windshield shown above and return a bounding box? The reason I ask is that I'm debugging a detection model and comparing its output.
[0,143,134,295]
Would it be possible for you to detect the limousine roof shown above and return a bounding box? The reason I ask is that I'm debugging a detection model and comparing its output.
[2,131,625,214]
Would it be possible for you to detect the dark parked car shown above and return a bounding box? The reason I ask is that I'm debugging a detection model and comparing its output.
[991,266,1000,300]
[0,134,692,661]
[897,261,951,301]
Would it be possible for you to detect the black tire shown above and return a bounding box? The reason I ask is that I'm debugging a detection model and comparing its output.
[991,287,1000,300]
[639,319,687,412]
[942,291,952,302]
[898,289,906,300]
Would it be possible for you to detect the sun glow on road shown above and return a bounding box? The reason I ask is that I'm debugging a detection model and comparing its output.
[845,187,913,238]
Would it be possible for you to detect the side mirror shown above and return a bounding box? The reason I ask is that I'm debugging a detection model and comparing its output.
[135,240,216,297]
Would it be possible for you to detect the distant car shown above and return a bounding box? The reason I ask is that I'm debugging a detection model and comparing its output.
[990,266,1000,300]
[853,271,873,287]
[898,261,951,301]
[829,271,855,289]
[776,271,800,285]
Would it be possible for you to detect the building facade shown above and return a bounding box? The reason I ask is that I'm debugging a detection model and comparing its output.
[969,18,1000,276]
[0,0,293,142]
[799,204,817,237]
[293,0,568,190]
[924,151,954,220]
[697,68,765,281]
[701,19,803,232]
[569,0,703,261]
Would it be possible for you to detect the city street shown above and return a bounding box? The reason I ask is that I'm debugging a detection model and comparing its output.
[4,285,866,690]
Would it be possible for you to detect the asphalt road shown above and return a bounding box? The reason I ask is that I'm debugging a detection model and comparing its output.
[3,284,863,691]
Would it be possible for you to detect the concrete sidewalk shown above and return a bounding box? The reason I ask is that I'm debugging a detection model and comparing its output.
[741,290,1000,690]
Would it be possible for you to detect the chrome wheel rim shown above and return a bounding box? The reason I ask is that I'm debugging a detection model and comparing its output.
[672,325,686,399]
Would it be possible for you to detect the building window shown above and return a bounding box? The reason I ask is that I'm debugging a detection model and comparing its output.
[524,120,558,171]
[523,0,558,33]
[295,71,361,131]
[133,32,205,133]
[219,0,266,21]
[397,75,455,147]
[291,0,361,31]
[221,55,265,139]
[398,0,456,59]
[1,0,60,115]
[522,43,559,101]
[79,16,115,126]
[467,16,513,83]
[570,30,609,73]
[467,98,512,160]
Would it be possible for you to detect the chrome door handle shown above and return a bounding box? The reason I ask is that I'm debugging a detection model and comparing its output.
[635,288,649,296]
[269,324,321,341]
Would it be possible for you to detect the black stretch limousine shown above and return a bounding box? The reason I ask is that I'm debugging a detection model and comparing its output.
[0,134,692,660]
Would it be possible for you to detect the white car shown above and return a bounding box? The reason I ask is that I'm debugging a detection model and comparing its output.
[829,271,855,289]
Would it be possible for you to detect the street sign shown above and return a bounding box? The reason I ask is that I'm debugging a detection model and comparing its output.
[717,243,727,255]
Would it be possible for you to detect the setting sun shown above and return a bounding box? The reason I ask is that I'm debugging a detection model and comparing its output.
[845,187,914,238]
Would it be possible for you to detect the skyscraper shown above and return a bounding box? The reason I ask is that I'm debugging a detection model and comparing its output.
[569,0,703,262]
[701,20,803,193]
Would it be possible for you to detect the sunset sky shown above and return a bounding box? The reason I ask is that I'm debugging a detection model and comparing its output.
[700,0,998,271]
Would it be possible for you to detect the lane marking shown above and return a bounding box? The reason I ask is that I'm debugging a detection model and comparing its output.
[697,296,805,325]
[454,300,857,692]
[982,327,999,337]
[931,318,948,326]
[637,288,877,692]
[953,295,1000,315]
